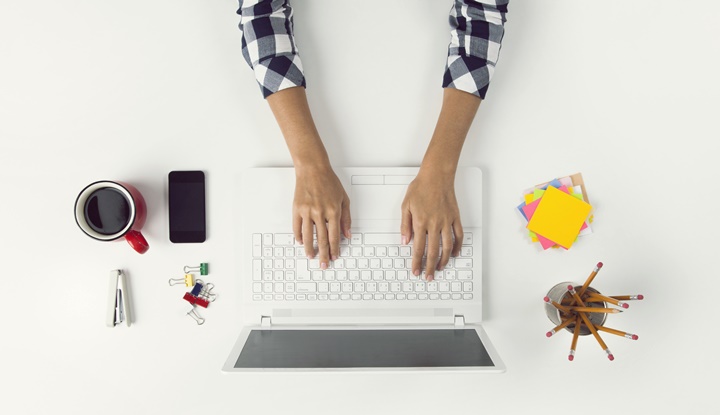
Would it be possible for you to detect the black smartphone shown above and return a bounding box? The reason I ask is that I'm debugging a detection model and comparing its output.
[168,170,206,243]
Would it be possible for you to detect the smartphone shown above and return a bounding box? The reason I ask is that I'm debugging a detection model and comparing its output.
[168,170,206,243]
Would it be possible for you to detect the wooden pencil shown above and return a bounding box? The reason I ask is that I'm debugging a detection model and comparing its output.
[566,306,622,314]
[577,262,604,297]
[584,293,629,309]
[595,325,639,340]
[544,297,572,313]
[577,311,614,361]
[568,316,581,361]
[607,294,644,301]
[567,285,587,307]
[546,316,575,337]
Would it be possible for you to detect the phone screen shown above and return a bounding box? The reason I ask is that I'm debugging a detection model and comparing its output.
[169,171,206,243]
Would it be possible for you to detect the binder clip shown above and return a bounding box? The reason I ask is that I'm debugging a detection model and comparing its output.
[107,269,131,327]
[168,274,195,287]
[183,292,210,308]
[184,263,208,276]
[187,307,205,325]
[199,282,217,302]
[190,281,204,297]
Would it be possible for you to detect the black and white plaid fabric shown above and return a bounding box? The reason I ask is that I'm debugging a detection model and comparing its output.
[238,0,508,99]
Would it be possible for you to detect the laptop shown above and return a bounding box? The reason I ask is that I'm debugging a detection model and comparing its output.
[222,167,505,372]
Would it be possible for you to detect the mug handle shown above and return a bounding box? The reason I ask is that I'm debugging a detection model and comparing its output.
[125,230,149,254]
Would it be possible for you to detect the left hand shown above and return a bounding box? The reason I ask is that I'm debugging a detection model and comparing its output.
[400,170,463,281]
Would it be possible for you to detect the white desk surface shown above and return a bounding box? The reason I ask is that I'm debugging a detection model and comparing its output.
[2,1,718,413]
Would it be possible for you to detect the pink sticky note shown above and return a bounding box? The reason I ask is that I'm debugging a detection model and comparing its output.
[536,233,557,250]
[521,198,542,220]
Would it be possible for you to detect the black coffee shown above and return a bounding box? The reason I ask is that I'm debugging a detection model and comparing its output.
[84,188,131,235]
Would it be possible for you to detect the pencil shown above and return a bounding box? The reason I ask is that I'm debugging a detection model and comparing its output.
[567,285,587,307]
[577,262,603,298]
[608,294,644,301]
[577,311,614,361]
[544,296,571,313]
[596,325,639,340]
[566,306,622,314]
[584,293,629,309]
[568,316,581,361]
[546,315,575,337]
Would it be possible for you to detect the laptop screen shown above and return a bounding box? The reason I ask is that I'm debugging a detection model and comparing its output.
[234,329,495,368]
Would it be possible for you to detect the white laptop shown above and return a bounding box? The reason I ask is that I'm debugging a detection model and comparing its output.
[222,167,505,372]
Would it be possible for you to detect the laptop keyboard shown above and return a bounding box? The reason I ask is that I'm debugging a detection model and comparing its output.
[251,232,476,302]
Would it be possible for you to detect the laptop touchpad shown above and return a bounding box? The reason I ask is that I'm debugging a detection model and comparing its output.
[351,184,407,220]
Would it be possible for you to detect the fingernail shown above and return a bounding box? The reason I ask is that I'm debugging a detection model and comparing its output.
[321,262,328,270]
[413,269,420,276]
[331,255,338,261]
[402,236,408,245]
[347,230,352,237]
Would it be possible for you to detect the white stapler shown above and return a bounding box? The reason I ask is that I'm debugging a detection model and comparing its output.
[107,269,131,327]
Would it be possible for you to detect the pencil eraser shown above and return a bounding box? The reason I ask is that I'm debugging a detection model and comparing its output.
[637,294,644,300]
[597,262,604,268]
[546,331,553,337]
[608,354,615,361]
[622,303,629,309]
[568,355,574,361]
[543,296,550,303]
[632,334,639,340]
[567,285,574,291]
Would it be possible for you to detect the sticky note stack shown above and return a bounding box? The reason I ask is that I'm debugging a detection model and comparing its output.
[517,173,593,250]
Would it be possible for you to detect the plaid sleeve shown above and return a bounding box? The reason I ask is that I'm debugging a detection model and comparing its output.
[237,0,306,99]
[443,0,508,99]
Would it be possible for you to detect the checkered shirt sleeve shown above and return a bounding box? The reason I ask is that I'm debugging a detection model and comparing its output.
[237,0,305,99]
[443,0,509,99]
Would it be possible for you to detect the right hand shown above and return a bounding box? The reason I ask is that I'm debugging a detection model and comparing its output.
[293,165,351,268]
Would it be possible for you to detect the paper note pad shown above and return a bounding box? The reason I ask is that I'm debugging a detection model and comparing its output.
[526,186,592,249]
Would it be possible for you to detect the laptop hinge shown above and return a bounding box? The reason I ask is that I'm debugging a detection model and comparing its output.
[454,315,465,328]
[261,316,272,327]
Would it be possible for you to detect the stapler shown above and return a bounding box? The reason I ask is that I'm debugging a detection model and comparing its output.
[107,269,131,327]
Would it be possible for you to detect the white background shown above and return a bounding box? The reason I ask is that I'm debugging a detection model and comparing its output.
[1,0,718,413]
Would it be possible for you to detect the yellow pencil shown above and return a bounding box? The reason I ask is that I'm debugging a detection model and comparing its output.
[568,316,581,361]
[607,294,644,301]
[596,325,639,340]
[544,296,571,313]
[566,306,623,314]
[577,262,604,297]
[577,311,614,361]
[546,315,575,337]
[584,293,629,309]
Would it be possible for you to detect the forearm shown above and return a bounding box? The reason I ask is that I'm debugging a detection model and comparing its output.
[419,88,481,180]
[266,86,331,172]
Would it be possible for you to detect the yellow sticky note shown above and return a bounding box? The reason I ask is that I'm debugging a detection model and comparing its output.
[526,186,592,249]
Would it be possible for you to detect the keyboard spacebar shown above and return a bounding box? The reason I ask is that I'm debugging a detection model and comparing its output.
[364,233,403,245]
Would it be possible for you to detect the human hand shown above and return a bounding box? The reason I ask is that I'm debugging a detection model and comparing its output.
[400,170,463,281]
[293,165,351,268]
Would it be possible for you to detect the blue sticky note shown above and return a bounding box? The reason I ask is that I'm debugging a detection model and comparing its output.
[517,202,528,221]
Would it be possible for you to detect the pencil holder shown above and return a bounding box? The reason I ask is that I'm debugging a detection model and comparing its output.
[545,282,606,335]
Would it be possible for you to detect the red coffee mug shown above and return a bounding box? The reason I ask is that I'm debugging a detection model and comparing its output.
[74,181,149,254]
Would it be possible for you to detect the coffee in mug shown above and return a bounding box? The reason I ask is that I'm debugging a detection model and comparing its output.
[75,181,149,254]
